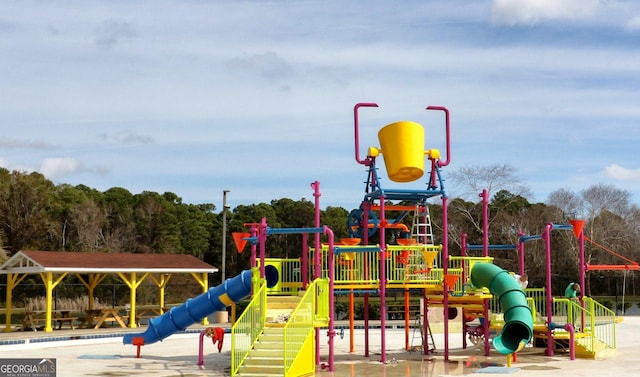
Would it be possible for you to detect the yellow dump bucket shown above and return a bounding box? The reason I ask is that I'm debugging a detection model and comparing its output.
[377,121,425,182]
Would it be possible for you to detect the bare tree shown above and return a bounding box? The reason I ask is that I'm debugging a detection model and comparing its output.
[446,163,532,246]
[447,163,532,202]
[549,184,636,295]
[546,187,583,220]
[581,183,630,219]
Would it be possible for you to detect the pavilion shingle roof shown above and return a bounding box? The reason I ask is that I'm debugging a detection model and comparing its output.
[0,250,218,274]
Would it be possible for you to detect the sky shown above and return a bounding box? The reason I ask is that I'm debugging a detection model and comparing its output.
[2,0,640,211]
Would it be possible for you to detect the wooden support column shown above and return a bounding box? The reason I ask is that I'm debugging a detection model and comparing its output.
[190,272,210,325]
[76,273,108,310]
[4,273,28,332]
[118,272,149,328]
[149,273,172,312]
[39,272,68,332]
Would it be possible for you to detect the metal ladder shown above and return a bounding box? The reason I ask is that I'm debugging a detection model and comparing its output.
[412,313,436,353]
[411,204,434,245]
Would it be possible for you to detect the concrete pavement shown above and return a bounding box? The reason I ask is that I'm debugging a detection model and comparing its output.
[1,317,639,376]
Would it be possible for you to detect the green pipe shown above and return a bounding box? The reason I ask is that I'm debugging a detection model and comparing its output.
[470,263,533,354]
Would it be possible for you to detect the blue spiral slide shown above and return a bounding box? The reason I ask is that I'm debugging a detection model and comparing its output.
[470,263,533,354]
[123,267,278,345]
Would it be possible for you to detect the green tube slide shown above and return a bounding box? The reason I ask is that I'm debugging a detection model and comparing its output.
[470,263,533,354]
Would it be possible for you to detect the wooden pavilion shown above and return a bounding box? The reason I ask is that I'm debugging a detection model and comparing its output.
[0,250,218,332]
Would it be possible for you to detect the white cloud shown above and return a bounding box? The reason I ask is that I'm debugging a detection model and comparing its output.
[492,0,600,25]
[94,19,138,48]
[0,137,52,150]
[604,164,640,180]
[2,1,640,207]
[40,157,81,179]
[627,16,640,31]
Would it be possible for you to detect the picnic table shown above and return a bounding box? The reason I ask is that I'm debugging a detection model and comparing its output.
[20,310,78,331]
[78,308,128,329]
[134,307,167,326]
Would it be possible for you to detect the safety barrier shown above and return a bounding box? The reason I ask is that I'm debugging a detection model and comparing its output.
[283,278,329,376]
[231,282,267,377]
[553,297,616,354]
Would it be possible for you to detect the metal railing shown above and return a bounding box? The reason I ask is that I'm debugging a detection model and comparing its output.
[231,281,266,377]
[259,258,303,294]
[489,287,546,323]
[283,278,328,376]
[584,297,616,350]
[448,256,494,293]
[550,297,616,355]
[310,244,494,291]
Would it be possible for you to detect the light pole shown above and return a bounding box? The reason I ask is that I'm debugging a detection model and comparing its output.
[221,190,230,283]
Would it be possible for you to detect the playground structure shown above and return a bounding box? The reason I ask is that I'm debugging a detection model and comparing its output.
[224,103,538,375]
[463,190,621,359]
[126,103,624,376]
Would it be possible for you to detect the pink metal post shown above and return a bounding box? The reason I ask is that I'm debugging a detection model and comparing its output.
[249,223,258,269]
[578,230,586,299]
[518,230,526,276]
[379,196,387,363]
[442,195,451,360]
[564,324,576,360]
[362,201,371,357]
[301,233,308,289]
[481,190,492,357]
[324,226,336,372]
[259,217,267,279]
[480,189,489,257]
[353,103,379,166]
[543,223,554,356]
[311,181,322,366]
[198,330,207,366]
[426,106,451,168]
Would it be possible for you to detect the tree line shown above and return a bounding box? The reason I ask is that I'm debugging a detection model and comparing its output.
[1,164,638,298]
